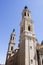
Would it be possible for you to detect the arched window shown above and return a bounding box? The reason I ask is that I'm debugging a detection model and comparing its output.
[28,13,29,16]
[11,46,13,50]
[24,12,26,16]
[28,26,30,31]
[13,37,14,40]
[11,36,12,40]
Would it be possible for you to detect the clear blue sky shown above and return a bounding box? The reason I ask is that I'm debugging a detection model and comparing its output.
[0,0,43,64]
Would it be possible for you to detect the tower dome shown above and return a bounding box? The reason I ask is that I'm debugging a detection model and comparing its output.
[24,6,28,9]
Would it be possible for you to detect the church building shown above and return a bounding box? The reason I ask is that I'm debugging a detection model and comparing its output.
[5,6,43,65]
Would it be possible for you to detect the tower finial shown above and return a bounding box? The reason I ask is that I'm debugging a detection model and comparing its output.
[13,29,15,32]
[24,6,28,9]
[12,29,15,34]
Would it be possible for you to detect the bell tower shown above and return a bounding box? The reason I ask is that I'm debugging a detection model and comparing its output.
[7,29,16,59]
[19,6,38,65]
[20,6,35,39]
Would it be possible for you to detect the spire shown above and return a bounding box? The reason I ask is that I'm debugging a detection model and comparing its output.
[13,29,15,32]
[24,6,28,9]
[12,29,15,34]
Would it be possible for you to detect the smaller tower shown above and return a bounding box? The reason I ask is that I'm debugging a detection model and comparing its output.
[7,29,16,59]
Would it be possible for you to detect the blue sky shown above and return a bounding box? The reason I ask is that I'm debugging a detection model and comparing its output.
[0,0,43,64]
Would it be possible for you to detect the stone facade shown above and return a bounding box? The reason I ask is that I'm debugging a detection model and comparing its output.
[5,6,43,65]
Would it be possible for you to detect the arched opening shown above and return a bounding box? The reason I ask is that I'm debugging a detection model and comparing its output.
[24,12,26,16]
[13,37,14,40]
[28,26,31,31]
[28,13,29,16]
[11,46,13,51]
